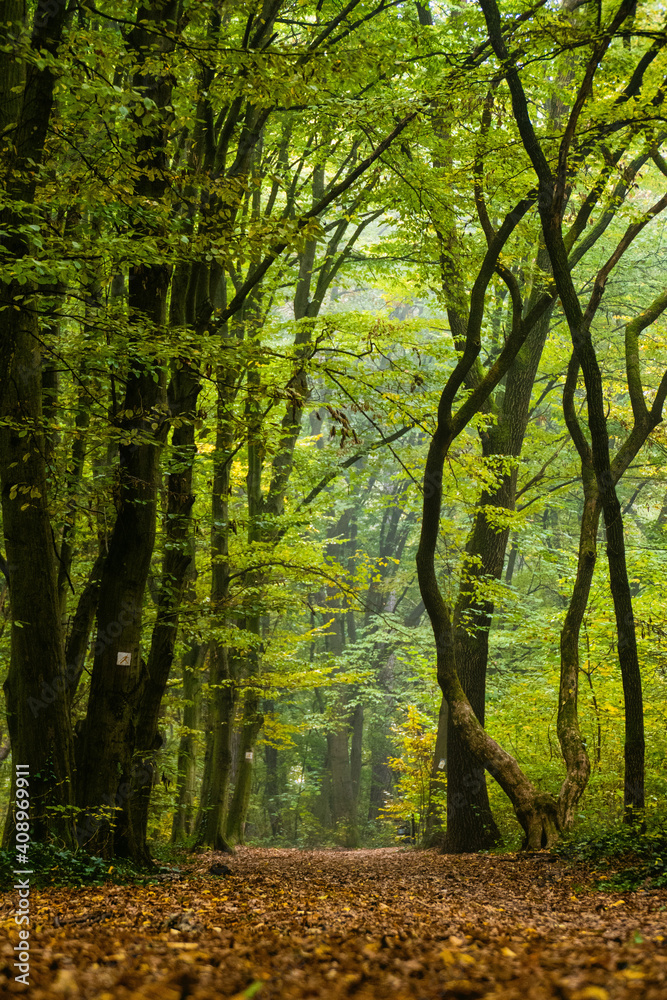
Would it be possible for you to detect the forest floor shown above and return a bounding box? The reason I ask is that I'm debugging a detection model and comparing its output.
[1,846,666,999]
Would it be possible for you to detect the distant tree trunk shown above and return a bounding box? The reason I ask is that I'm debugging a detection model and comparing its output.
[350,702,364,809]
[328,728,358,846]
[264,700,281,839]
[322,512,360,847]
[367,757,394,822]
[195,329,239,851]
[171,644,204,844]
[226,687,264,844]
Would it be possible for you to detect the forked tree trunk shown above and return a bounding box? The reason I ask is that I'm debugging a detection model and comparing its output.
[128,360,200,861]
[442,292,554,851]
[478,0,667,837]
[75,0,179,860]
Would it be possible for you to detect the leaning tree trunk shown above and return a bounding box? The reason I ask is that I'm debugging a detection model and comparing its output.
[443,293,554,851]
[418,428,561,849]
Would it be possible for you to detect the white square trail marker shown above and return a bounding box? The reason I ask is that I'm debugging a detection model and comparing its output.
[116,652,132,666]
[245,751,253,761]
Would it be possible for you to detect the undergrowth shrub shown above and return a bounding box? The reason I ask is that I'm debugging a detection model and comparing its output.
[555,815,667,890]
[0,843,166,890]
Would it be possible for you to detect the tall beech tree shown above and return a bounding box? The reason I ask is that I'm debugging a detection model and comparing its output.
[479,0,667,823]
[0,0,75,847]
[0,0,432,860]
[414,0,667,848]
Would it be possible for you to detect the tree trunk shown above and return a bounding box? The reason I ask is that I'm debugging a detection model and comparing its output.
[74,1,179,860]
[350,702,364,809]
[328,728,359,847]
[0,0,75,848]
[171,644,204,844]
[444,296,553,851]
[128,360,200,861]
[226,688,264,844]
[556,466,597,828]
[264,699,281,839]
[195,342,238,851]
[423,696,448,846]
[479,0,667,836]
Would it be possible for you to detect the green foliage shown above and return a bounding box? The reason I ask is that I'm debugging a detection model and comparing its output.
[554,815,667,891]
[0,843,159,890]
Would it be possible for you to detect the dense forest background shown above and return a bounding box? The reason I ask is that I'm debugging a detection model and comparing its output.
[1,0,666,867]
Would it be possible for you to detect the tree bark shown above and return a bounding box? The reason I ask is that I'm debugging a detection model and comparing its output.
[75,1,179,859]
[171,643,205,844]
[128,359,200,861]
[444,288,554,851]
[480,0,667,826]
[195,340,239,851]
[0,0,75,848]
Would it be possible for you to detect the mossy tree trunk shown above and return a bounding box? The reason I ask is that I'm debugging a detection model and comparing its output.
[0,0,75,848]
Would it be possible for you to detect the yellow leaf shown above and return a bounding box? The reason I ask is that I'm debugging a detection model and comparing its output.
[618,968,645,980]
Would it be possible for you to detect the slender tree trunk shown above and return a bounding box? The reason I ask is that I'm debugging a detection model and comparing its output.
[424,696,448,846]
[350,702,364,809]
[557,467,597,827]
[171,644,204,844]
[226,687,264,843]
[128,359,200,861]
[195,338,238,851]
[264,699,281,839]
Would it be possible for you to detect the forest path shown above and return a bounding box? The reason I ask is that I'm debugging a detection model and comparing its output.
[2,847,666,999]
